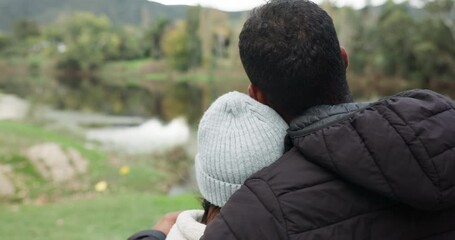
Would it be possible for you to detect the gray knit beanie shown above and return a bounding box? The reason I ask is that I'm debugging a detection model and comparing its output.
[195,91,288,207]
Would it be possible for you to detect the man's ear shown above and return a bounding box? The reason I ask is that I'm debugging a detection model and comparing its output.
[248,84,267,105]
[341,47,349,69]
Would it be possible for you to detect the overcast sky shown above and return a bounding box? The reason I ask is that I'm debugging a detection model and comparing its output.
[148,0,424,12]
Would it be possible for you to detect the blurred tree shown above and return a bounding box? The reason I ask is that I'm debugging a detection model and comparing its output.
[341,5,376,74]
[4,19,43,56]
[116,27,145,60]
[186,6,202,69]
[376,1,417,77]
[51,12,119,70]
[12,19,40,40]
[162,6,202,72]
[162,21,190,71]
[0,33,12,54]
[199,9,231,67]
[228,14,246,68]
[413,0,455,87]
[144,18,170,59]
[424,0,455,41]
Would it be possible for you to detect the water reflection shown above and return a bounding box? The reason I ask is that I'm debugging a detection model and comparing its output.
[0,73,206,125]
[86,118,190,154]
[0,71,210,155]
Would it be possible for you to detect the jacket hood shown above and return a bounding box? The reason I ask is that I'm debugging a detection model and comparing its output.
[287,89,455,211]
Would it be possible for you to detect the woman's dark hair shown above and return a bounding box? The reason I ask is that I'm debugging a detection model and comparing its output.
[239,0,352,120]
[201,199,220,224]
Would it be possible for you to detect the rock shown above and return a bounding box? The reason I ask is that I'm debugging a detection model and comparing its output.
[25,143,89,183]
[0,94,29,120]
[67,148,88,174]
[0,166,15,197]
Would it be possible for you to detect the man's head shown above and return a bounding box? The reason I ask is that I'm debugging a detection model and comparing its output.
[240,0,352,122]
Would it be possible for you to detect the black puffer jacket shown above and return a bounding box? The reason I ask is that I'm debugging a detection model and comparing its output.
[202,89,455,240]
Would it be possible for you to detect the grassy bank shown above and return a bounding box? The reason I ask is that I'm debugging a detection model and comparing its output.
[0,119,191,200]
[0,193,200,240]
[100,58,248,86]
[0,120,200,239]
[0,120,105,162]
[0,120,109,201]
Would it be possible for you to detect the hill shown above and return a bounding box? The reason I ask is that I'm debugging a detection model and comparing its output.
[0,0,192,31]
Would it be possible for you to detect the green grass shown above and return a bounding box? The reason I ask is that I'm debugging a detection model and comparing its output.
[0,120,195,239]
[144,72,167,81]
[0,120,186,202]
[107,59,151,70]
[0,120,113,199]
[102,161,168,194]
[0,120,109,180]
[0,193,201,240]
[0,154,47,200]
[176,73,210,82]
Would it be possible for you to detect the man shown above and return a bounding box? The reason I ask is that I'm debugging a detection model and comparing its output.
[130,0,455,239]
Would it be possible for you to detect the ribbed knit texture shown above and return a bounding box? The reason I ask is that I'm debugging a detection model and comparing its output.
[195,91,288,207]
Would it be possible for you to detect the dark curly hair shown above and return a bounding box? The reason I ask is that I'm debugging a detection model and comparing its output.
[239,0,352,120]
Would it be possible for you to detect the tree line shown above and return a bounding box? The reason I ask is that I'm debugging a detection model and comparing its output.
[0,6,234,72]
[329,0,455,88]
[0,0,453,89]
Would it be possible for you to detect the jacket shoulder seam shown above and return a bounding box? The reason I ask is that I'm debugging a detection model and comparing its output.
[245,178,290,240]
[288,204,396,236]
[218,211,240,240]
[382,101,443,200]
[348,120,399,200]
[250,148,301,179]
[321,128,340,173]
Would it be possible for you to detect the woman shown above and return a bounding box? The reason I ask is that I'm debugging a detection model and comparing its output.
[166,91,288,240]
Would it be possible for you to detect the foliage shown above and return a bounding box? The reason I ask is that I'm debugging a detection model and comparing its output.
[162,21,191,71]
[185,6,203,69]
[377,1,417,77]
[416,0,455,86]
[49,12,113,70]
[0,19,43,57]
[333,0,455,88]
[12,19,40,40]
[144,18,170,59]
[44,12,146,70]
[0,33,12,54]
[0,1,452,85]
[115,27,146,61]
[162,7,203,72]
[424,0,455,40]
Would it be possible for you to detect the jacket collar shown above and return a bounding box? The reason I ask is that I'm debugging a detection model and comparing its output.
[287,102,370,139]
